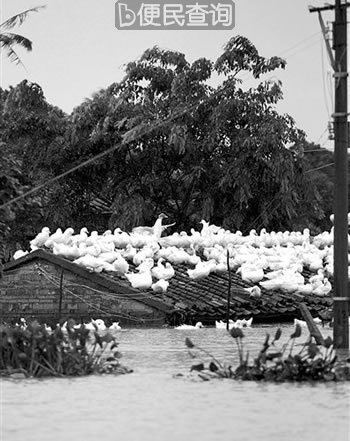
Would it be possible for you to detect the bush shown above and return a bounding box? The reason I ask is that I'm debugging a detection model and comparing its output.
[0,319,132,378]
[185,325,350,382]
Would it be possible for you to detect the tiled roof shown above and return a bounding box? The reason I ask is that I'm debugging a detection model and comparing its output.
[97,261,334,324]
[5,250,334,325]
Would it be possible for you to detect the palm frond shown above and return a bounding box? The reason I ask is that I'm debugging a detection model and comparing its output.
[0,41,25,67]
[0,32,32,51]
[0,5,46,30]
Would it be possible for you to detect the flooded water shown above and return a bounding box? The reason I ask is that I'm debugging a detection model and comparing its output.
[2,325,350,441]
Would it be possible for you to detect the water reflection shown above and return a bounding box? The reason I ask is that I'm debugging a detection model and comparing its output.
[2,325,350,441]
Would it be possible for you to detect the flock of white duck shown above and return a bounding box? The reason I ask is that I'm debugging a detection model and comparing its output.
[13,213,350,298]
[16,317,122,332]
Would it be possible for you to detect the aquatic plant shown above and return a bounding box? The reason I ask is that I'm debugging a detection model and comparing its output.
[0,319,132,378]
[185,325,350,382]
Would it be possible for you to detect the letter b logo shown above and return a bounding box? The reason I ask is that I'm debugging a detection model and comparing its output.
[115,2,136,28]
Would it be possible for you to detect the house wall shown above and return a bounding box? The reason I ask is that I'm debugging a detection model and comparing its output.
[0,259,166,326]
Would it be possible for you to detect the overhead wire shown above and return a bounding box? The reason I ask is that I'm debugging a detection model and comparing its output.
[276,31,321,57]
[0,30,325,213]
[305,162,335,173]
[314,126,329,145]
[321,34,332,120]
[37,265,165,323]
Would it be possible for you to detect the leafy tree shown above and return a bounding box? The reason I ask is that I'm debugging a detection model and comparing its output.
[0,80,67,259]
[86,36,322,232]
[45,36,325,233]
[2,36,328,257]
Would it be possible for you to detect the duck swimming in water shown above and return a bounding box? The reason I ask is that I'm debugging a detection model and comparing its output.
[175,322,204,330]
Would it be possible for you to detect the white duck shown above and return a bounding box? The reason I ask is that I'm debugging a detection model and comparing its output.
[151,258,175,280]
[51,227,74,246]
[187,259,216,280]
[30,227,50,250]
[98,240,115,254]
[109,321,122,330]
[13,250,29,260]
[297,283,314,295]
[264,269,284,280]
[44,228,63,249]
[53,243,81,260]
[244,286,261,298]
[125,270,153,289]
[215,319,250,329]
[122,244,137,261]
[113,229,131,248]
[83,321,97,330]
[214,261,227,273]
[293,317,324,327]
[312,278,332,296]
[294,318,307,327]
[175,322,204,330]
[132,213,174,239]
[98,251,120,264]
[93,319,107,331]
[71,227,89,246]
[73,255,105,273]
[62,227,75,244]
[151,279,169,293]
[82,243,101,258]
[239,317,253,327]
[215,320,229,329]
[238,264,264,284]
[260,278,283,291]
[187,247,201,266]
[113,255,129,274]
[133,247,154,266]
[136,257,154,273]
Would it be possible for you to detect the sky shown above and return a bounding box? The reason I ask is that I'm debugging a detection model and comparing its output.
[1,0,347,151]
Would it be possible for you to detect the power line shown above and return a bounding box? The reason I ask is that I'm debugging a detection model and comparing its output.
[277,31,321,56]
[304,148,332,152]
[0,95,210,211]
[315,126,329,144]
[285,38,321,59]
[0,32,327,212]
[305,162,335,173]
[321,36,332,119]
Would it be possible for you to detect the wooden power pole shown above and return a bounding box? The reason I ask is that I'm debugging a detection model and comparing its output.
[309,1,349,349]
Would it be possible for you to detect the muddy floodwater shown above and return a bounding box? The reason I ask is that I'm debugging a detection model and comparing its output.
[2,324,350,441]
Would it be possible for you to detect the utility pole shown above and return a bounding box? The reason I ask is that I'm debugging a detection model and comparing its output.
[309,1,349,349]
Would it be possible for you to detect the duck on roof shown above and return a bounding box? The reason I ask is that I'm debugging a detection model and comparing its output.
[12,214,345,298]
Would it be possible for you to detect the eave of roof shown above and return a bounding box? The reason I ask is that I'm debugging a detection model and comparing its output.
[4,250,336,323]
[4,250,173,314]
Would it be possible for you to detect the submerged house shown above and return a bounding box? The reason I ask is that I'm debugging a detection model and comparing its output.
[0,250,171,326]
[0,249,333,326]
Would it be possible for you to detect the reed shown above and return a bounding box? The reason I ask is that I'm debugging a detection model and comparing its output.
[185,325,350,382]
[0,319,132,378]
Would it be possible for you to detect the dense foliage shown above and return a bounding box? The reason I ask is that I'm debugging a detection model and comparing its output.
[0,80,67,261]
[0,36,337,262]
[185,325,350,382]
[0,319,131,378]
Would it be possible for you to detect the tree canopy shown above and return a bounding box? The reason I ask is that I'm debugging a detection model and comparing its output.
[50,36,321,231]
[1,36,333,259]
